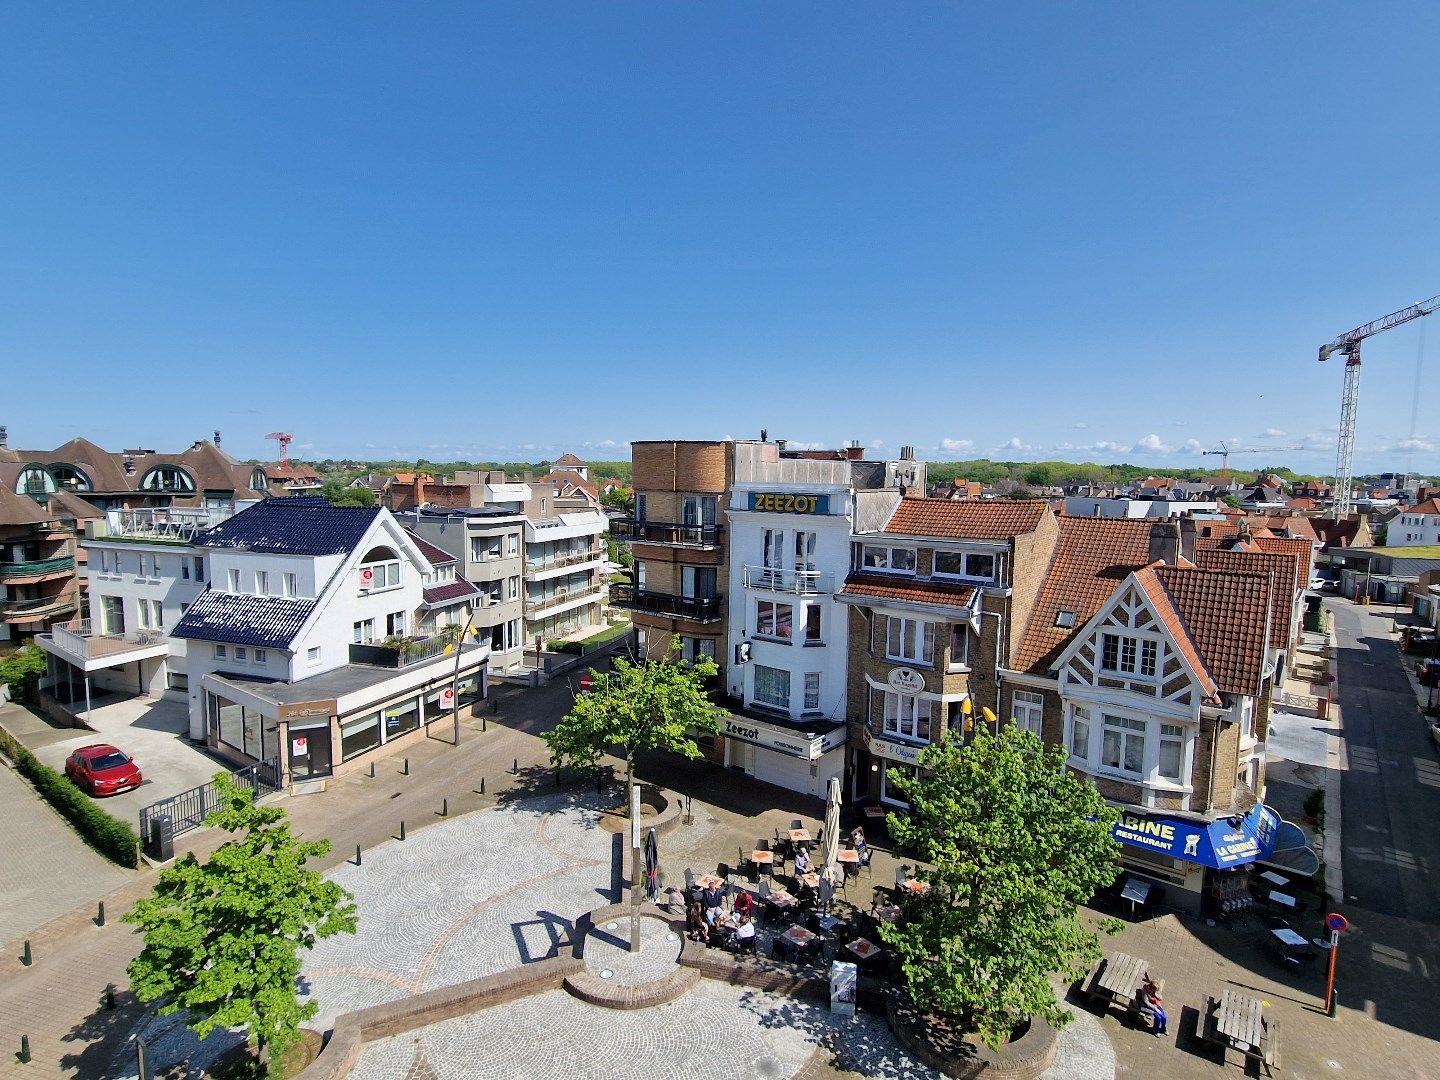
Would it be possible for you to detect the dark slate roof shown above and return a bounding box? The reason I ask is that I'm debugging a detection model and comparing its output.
[423,576,480,607]
[173,591,316,649]
[404,528,456,566]
[195,497,379,555]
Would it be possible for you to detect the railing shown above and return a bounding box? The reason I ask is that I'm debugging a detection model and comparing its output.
[0,594,79,617]
[96,506,231,544]
[349,634,475,669]
[524,583,605,617]
[525,547,604,573]
[50,619,165,658]
[140,758,281,847]
[0,555,74,579]
[608,584,722,622]
[742,565,835,595]
[610,518,722,548]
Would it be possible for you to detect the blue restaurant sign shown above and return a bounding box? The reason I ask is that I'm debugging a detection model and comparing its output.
[1111,803,1279,869]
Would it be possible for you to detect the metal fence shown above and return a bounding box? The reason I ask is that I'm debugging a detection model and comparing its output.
[139,758,282,844]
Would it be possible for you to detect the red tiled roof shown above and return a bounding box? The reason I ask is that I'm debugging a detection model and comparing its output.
[1133,567,1219,699]
[553,452,587,468]
[1147,565,1272,696]
[1249,536,1313,593]
[1014,518,1158,674]
[839,573,978,611]
[1192,547,1296,648]
[882,497,1051,540]
[404,528,457,566]
[1312,517,1362,550]
[1408,498,1440,516]
[1193,520,1240,541]
[423,577,480,606]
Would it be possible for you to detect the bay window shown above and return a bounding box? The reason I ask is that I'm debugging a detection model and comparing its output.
[1158,724,1185,782]
[1069,706,1091,760]
[883,692,932,742]
[1101,713,1147,775]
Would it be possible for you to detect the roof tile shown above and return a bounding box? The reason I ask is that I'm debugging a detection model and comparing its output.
[840,573,977,611]
[882,497,1050,540]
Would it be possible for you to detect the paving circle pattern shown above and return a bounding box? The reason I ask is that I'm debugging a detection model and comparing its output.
[583,914,681,986]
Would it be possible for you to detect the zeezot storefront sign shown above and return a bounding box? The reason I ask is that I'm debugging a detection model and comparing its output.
[1111,803,1280,869]
[748,492,831,515]
[723,716,835,760]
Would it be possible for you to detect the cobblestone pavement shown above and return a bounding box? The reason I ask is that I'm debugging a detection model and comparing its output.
[584,914,681,985]
[0,756,130,945]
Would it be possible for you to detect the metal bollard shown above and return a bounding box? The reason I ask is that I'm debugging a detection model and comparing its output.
[104,984,116,1010]
[21,940,31,967]
[476,777,486,795]
[596,772,603,794]
[402,758,410,776]
[513,758,519,775]
[482,715,487,732]
[492,698,500,714]
[399,821,406,841]
[354,845,362,866]
[18,1035,30,1064]
[368,762,375,778]
[441,798,448,817]
[96,901,105,927]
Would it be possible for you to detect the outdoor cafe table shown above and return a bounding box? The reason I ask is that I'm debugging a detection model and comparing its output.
[861,806,886,820]
[800,871,820,889]
[899,879,930,896]
[875,904,903,924]
[1120,877,1151,918]
[847,937,883,970]
[779,925,820,961]
[1268,890,1299,911]
[788,828,812,845]
[696,874,725,891]
[751,850,775,872]
[1093,951,1148,1010]
[836,850,860,865]
[1209,989,1264,1060]
[766,889,797,910]
[1257,869,1289,888]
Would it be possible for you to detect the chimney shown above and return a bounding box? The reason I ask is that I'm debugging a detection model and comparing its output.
[1178,516,1196,563]
[214,430,221,448]
[846,439,864,461]
[412,472,426,509]
[1148,521,1181,565]
[900,445,915,461]
[776,439,788,452]
[0,425,7,450]
[760,429,768,443]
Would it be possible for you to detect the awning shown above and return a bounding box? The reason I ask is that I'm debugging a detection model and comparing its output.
[1111,803,1279,869]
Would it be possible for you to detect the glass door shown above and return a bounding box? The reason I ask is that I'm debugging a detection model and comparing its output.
[288,722,333,780]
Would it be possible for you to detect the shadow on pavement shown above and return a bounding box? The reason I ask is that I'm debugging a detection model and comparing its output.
[58,986,144,1079]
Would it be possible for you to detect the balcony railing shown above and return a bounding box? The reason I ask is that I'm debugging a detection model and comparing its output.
[524,547,604,573]
[610,518,722,548]
[48,619,165,658]
[0,555,75,580]
[742,565,835,595]
[0,594,79,618]
[524,583,605,617]
[349,634,483,670]
[92,507,231,544]
[609,584,722,622]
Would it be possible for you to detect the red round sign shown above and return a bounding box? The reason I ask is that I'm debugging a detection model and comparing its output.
[359,568,374,588]
[1325,912,1349,932]
[578,672,594,692]
[438,688,456,710]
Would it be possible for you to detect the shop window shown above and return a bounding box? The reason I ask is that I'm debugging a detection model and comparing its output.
[384,699,422,740]
[341,713,381,760]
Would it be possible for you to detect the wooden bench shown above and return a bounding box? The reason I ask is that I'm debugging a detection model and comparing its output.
[1261,1020,1282,1075]
[1082,959,1108,1004]
[1200,995,1223,1051]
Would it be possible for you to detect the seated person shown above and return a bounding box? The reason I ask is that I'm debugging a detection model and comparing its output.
[1137,974,1167,1036]
[700,883,725,923]
[728,913,756,952]
[793,846,812,875]
[685,902,710,944]
[732,889,755,919]
[851,826,866,852]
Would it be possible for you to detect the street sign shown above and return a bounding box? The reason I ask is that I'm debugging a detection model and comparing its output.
[1325,912,1349,932]
[579,672,593,693]
[1330,929,1340,948]
[438,687,456,711]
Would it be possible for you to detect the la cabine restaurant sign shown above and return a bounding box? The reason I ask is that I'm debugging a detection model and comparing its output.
[748,492,831,515]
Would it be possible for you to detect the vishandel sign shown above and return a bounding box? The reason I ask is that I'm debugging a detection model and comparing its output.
[1111,803,1279,869]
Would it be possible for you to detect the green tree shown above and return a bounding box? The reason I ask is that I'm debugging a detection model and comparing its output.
[543,640,721,799]
[124,775,357,1075]
[0,644,46,705]
[880,725,1121,1049]
[320,476,375,507]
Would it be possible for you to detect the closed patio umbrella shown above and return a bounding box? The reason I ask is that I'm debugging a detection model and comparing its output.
[644,826,660,900]
[821,776,842,886]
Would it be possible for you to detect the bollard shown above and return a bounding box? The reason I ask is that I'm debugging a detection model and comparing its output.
[399,821,406,841]
[482,715,487,732]
[18,1035,30,1064]
[21,940,31,967]
[104,984,116,1011]
[513,758,519,775]
[354,845,362,866]
[368,761,375,778]
[1329,987,1339,1019]
[478,777,485,794]
[402,758,410,776]
[441,798,448,817]
[492,698,500,714]
[96,901,105,927]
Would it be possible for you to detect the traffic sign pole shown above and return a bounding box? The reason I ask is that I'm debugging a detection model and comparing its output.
[1323,912,1349,1016]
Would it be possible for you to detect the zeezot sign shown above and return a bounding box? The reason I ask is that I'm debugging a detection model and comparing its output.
[723,716,840,761]
[748,492,831,515]
[1111,803,1280,869]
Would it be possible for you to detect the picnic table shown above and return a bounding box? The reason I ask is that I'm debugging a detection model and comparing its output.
[1085,951,1149,1012]
[1202,990,1269,1069]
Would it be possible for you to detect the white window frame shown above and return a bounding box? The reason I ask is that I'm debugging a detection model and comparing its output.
[1068,705,1091,761]
[882,691,932,743]
[803,605,822,645]
[235,647,248,662]
[752,664,790,710]
[803,672,821,712]
[506,532,519,556]
[1100,712,1147,777]
[256,570,269,595]
[283,572,297,598]
[214,644,227,660]
[933,550,997,583]
[948,623,970,669]
[253,649,267,664]
[359,559,401,592]
[1100,632,1159,679]
[886,616,934,665]
[307,646,322,666]
[862,544,916,574]
[353,618,375,645]
[1158,723,1185,782]
[794,531,817,573]
[1012,690,1044,735]
[227,568,240,592]
[756,599,794,641]
[762,528,783,571]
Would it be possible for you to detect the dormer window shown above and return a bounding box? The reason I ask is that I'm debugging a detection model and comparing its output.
[862,544,916,574]
[50,464,91,491]
[358,545,402,593]
[140,465,196,493]
[1100,632,1157,678]
[933,550,997,583]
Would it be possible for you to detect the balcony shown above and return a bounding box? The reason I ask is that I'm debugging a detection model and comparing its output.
[742,565,835,596]
[0,555,75,581]
[349,633,483,670]
[524,547,604,578]
[609,584,722,623]
[88,507,231,544]
[1,594,80,622]
[610,518,722,549]
[41,619,170,666]
[524,583,606,618]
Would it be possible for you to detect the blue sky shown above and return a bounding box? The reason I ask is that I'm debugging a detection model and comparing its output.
[3,4,1438,475]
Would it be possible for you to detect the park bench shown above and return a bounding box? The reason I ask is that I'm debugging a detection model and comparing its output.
[1260,1020,1282,1075]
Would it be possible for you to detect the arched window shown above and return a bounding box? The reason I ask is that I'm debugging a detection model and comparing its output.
[16,466,55,496]
[358,546,402,594]
[250,468,270,492]
[139,465,196,493]
[49,464,92,491]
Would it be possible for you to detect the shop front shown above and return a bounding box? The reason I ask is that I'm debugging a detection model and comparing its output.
[1109,803,1280,914]
[852,727,927,808]
[721,712,846,798]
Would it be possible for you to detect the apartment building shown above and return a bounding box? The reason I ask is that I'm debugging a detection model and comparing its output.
[839,498,1059,807]
[721,442,924,796]
[39,498,487,785]
[0,486,85,646]
[613,441,733,672]
[1005,518,1285,913]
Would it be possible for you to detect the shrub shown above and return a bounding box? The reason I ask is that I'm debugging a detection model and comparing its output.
[0,726,139,867]
[0,645,46,705]
[548,640,584,655]
[1303,787,1326,824]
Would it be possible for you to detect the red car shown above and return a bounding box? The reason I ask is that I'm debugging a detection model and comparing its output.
[64,744,143,797]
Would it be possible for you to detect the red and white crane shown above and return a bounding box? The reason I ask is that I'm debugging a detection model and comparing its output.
[1319,295,1440,519]
[266,431,294,468]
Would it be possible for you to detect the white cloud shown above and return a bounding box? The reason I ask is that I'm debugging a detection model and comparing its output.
[995,437,1030,453]
[1133,434,1171,454]
[869,439,885,450]
[1257,427,1286,439]
[1052,442,1075,452]
[1180,438,1206,454]
[1392,436,1435,453]
[940,438,975,453]
[1090,440,1129,454]
[1073,421,1089,429]
[1172,420,1187,427]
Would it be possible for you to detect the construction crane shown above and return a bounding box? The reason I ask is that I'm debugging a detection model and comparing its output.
[1320,295,1440,519]
[1201,443,1303,483]
[266,431,294,468]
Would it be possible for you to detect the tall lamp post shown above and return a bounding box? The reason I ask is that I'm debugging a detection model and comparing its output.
[447,606,483,746]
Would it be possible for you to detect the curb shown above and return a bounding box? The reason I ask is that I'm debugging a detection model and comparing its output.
[1321,606,1345,905]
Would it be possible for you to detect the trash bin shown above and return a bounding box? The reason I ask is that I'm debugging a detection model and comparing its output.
[829,960,857,1017]
[148,813,174,863]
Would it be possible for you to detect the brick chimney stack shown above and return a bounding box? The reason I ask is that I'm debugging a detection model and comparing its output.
[412,473,426,508]
[1148,520,1182,565]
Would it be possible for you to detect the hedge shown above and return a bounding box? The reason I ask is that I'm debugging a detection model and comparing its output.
[0,725,139,868]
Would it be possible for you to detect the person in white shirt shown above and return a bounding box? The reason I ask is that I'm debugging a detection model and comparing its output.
[730,914,756,950]
[793,846,812,875]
